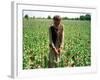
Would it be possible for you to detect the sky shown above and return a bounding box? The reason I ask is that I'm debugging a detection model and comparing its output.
[23,10,86,18]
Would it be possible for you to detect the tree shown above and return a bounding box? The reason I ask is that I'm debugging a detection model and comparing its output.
[80,14,91,20]
[62,17,68,20]
[47,15,51,19]
[24,14,29,19]
[80,15,85,20]
[85,14,91,20]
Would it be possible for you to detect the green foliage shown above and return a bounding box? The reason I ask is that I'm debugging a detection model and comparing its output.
[47,15,51,19]
[23,18,91,69]
[61,14,91,20]
[62,17,69,20]
[24,14,29,19]
[80,14,91,20]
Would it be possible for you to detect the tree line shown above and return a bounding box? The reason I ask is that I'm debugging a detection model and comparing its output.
[24,14,91,20]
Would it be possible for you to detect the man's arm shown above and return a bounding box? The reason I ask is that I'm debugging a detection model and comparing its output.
[49,27,55,49]
[58,25,64,53]
[60,29,64,49]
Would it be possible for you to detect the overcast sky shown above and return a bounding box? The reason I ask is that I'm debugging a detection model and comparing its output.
[23,10,86,18]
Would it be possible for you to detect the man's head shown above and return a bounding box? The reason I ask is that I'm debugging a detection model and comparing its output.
[53,15,61,26]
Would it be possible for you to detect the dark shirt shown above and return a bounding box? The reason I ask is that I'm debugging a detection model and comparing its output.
[49,25,64,48]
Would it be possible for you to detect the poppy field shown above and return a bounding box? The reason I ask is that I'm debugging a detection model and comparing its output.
[23,18,91,69]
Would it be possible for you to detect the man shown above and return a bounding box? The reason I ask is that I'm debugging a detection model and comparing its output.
[48,15,64,68]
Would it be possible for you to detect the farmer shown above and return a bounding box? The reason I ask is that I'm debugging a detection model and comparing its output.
[48,15,64,68]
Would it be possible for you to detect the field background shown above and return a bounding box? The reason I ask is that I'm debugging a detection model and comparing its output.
[23,18,91,69]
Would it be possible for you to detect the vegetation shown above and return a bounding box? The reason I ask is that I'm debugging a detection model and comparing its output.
[23,18,91,69]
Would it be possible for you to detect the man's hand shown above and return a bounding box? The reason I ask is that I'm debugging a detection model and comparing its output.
[49,44,62,55]
[54,48,62,55]
[54,48,59,55]
[57,48,61,53]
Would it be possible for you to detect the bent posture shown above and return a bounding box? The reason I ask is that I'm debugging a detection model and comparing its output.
[48,15,64,68]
